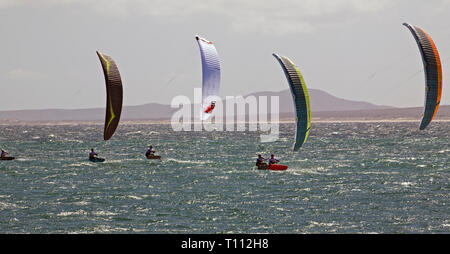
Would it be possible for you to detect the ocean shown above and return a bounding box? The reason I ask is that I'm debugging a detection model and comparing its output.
[0,122,448,233]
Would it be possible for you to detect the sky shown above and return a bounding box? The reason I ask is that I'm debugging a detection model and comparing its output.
[1,0,449,110]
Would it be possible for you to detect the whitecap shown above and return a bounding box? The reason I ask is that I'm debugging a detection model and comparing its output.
[166,158,212,165]
[399,182,415,187]
[57,210,87,217]
[125,131,143,135]
[92,210,118,216]
[73,201,90,206]
[16,158,33,161]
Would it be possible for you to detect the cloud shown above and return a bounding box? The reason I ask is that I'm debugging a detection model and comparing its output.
[213,0,392,35]
[6,69,46,80]
[0,0,392,34]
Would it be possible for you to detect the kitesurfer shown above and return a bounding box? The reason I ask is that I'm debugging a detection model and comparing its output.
[256,154,266,167]
[89,149,98,159]
[1,149,8,158]
[145,146,156,157]
[256,154,269,170]
[268,154,279,165]
[204,101,216,114]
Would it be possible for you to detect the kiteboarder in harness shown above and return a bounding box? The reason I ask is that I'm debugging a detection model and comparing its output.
[89,149,98,159]
[145,145,156,157]
[204,101,216,114]
[268,154,280,165]
[256,154,269,170]
[1,149,8,158]
[146,145,161,160]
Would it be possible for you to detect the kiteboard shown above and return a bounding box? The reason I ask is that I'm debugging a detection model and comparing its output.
[257,163,269,170]
[146,154,161,160]
[0,157,15,161]
[257,164,288,171]
[269,164,288,171]
[89,157,105,162]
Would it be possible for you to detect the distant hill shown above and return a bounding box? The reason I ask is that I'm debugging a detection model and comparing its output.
[0,102,175,122]
[251,89,393,113]
[0,89,448,122]
[307,105,450,121]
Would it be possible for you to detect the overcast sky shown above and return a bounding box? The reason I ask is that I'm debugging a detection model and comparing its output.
[1,0,449,110]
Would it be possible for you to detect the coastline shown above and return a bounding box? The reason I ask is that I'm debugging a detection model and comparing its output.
[1,118,449,126]
[1,105,449,126]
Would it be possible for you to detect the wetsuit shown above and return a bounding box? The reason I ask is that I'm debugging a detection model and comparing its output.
[268,158,279,165]
[256,157,267,167]
[146,149,155,156]
[204,103,215,113]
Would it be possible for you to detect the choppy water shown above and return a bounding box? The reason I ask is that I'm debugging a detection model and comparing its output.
[0,122,448,233]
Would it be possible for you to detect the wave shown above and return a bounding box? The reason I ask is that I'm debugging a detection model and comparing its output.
[165,158,213,165]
